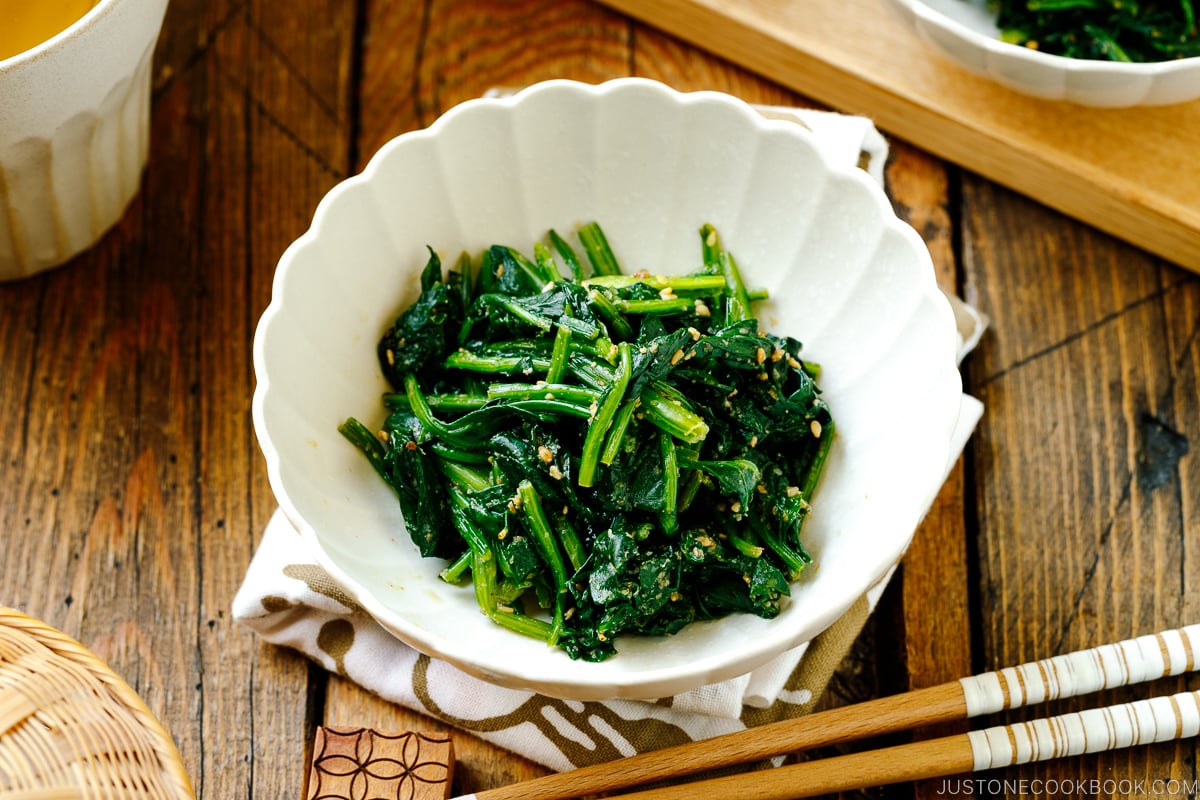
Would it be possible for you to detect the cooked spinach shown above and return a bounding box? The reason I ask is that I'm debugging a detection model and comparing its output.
[989,0,1200,61]
[341,222,835,661]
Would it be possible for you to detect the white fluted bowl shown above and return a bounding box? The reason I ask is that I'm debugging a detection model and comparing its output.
[889,0,1200,107]
[252,78,963,701]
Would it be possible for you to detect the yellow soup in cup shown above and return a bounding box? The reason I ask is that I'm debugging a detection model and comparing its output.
[0,1,99,61]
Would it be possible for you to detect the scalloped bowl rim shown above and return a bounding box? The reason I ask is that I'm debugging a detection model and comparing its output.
[252,78,963,700]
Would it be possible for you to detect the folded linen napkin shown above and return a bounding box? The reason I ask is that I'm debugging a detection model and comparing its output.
[233,103,986,772]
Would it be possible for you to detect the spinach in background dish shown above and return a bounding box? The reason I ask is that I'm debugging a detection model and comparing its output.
[340,222,834,661]
[989,0,1200,61]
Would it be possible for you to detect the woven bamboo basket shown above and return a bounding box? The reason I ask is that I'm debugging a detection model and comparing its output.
[0,606,195,799]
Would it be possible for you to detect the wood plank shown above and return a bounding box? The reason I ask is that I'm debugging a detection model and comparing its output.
[884,138,976,800]
[962,168,1200,798]
[593,0,1200,273]
[138,0,356,796]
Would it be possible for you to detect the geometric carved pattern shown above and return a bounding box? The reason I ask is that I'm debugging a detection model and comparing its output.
[306,727,454,800]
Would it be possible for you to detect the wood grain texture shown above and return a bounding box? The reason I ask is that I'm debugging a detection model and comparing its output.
[882,136,978,800]
[594,0,1200,273]
[963,172,1200,797]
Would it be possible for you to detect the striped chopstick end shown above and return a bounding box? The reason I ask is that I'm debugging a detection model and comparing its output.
[968,689,1200,771]
[960,626,1200,717]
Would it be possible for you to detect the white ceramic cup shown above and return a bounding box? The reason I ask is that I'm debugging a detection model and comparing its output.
[0,0,169,281]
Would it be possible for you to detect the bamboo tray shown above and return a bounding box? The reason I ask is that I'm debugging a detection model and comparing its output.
[595,0,1200,274]
[0,606,195,799]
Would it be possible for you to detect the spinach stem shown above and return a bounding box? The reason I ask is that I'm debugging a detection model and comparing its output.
[545,324,572,384]
[587,289,635,340]
[438,460,491,492]
[487,382,600,405]
[481,293,554,333]
[659,432,679,534]
[337,417,389,481]
[612,297,696,315]
[532,242,562,284]
[445,350,553,375]
[577,342,633,487]
[641,382,709,443]
[440,550,472,583]
[584,273,727,293]
[700,223,752,324]
[404,373,471,448]
[549,228,586,280]
[578,221,622,276]
[449,488,553,640]
[517,480,568,645]
[800,416,835,501]
[599,398,638,466]
[384,392,488,413]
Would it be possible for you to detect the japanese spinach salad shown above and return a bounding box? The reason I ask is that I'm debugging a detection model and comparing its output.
[988,0,1200,62]
[340,222,834,662]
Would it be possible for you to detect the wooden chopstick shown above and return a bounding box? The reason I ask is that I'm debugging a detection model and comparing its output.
[605,688,1200,800]
[451,625,1199,800]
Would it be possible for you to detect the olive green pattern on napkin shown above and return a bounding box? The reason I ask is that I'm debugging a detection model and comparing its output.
[412,652,700,763]
[238,537,885,771]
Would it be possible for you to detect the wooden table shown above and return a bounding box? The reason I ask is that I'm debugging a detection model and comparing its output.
[2,2,1197,798]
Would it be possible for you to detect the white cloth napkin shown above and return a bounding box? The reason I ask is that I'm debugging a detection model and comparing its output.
[233,103,986,772]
